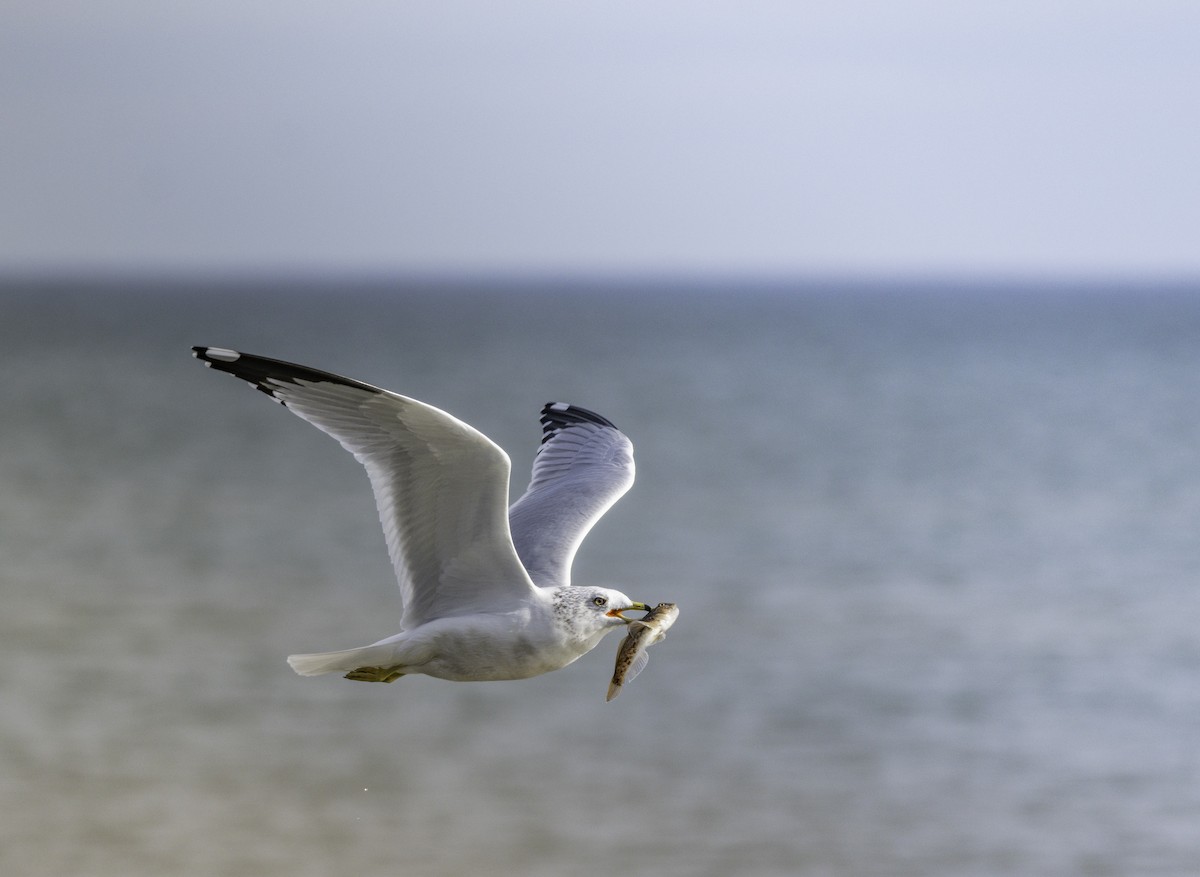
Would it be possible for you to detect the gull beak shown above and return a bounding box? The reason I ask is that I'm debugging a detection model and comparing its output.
[607,602,650,622]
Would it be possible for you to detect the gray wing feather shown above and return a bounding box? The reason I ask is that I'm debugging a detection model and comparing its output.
[508,403,635,589]
[193,347,537,629]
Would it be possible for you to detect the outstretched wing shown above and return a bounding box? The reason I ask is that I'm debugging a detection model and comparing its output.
[508,402,635,589]
[193,347,537,628]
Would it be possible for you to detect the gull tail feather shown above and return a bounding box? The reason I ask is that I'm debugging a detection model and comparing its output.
[287,644,399,677]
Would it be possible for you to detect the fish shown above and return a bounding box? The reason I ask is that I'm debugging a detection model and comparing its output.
[606,602,680,701]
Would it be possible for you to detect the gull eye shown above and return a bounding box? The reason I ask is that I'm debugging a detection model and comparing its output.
[592,596,608,608]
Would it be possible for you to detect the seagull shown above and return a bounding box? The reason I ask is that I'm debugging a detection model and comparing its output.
[193,347,648,684]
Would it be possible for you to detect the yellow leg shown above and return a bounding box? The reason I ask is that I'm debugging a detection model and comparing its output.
[344,665,405,683]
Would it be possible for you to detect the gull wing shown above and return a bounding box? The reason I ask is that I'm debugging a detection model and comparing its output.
[193,347,537,629]
[508,402,635,589]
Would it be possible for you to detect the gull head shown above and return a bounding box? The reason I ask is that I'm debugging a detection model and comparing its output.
[553,587,649,640]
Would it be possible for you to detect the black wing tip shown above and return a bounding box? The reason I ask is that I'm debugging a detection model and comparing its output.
[193,346,286,402]
[192,345,241,364]
[192,346,384,402]
[539,402,619,443]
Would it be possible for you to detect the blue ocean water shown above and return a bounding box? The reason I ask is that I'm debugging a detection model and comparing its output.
[2,279,1199,875]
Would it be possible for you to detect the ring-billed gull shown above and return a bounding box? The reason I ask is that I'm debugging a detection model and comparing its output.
[193,347,649,685]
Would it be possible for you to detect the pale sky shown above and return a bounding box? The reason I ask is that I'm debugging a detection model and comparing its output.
[2,1,1198,279]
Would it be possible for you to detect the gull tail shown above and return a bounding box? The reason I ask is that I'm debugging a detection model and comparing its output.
[287,644,400,677]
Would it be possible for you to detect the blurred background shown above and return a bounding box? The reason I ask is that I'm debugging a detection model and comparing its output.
[3,4,1200,876]
[4,1,1198,279]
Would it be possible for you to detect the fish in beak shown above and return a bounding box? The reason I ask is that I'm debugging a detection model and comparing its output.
[606,602,680,701]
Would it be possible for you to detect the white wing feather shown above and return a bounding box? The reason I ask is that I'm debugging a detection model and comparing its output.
[193,348,537,629]
[508,403,635,589]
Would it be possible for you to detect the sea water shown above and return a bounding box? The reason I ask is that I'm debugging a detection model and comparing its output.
[2,279,1199,876]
